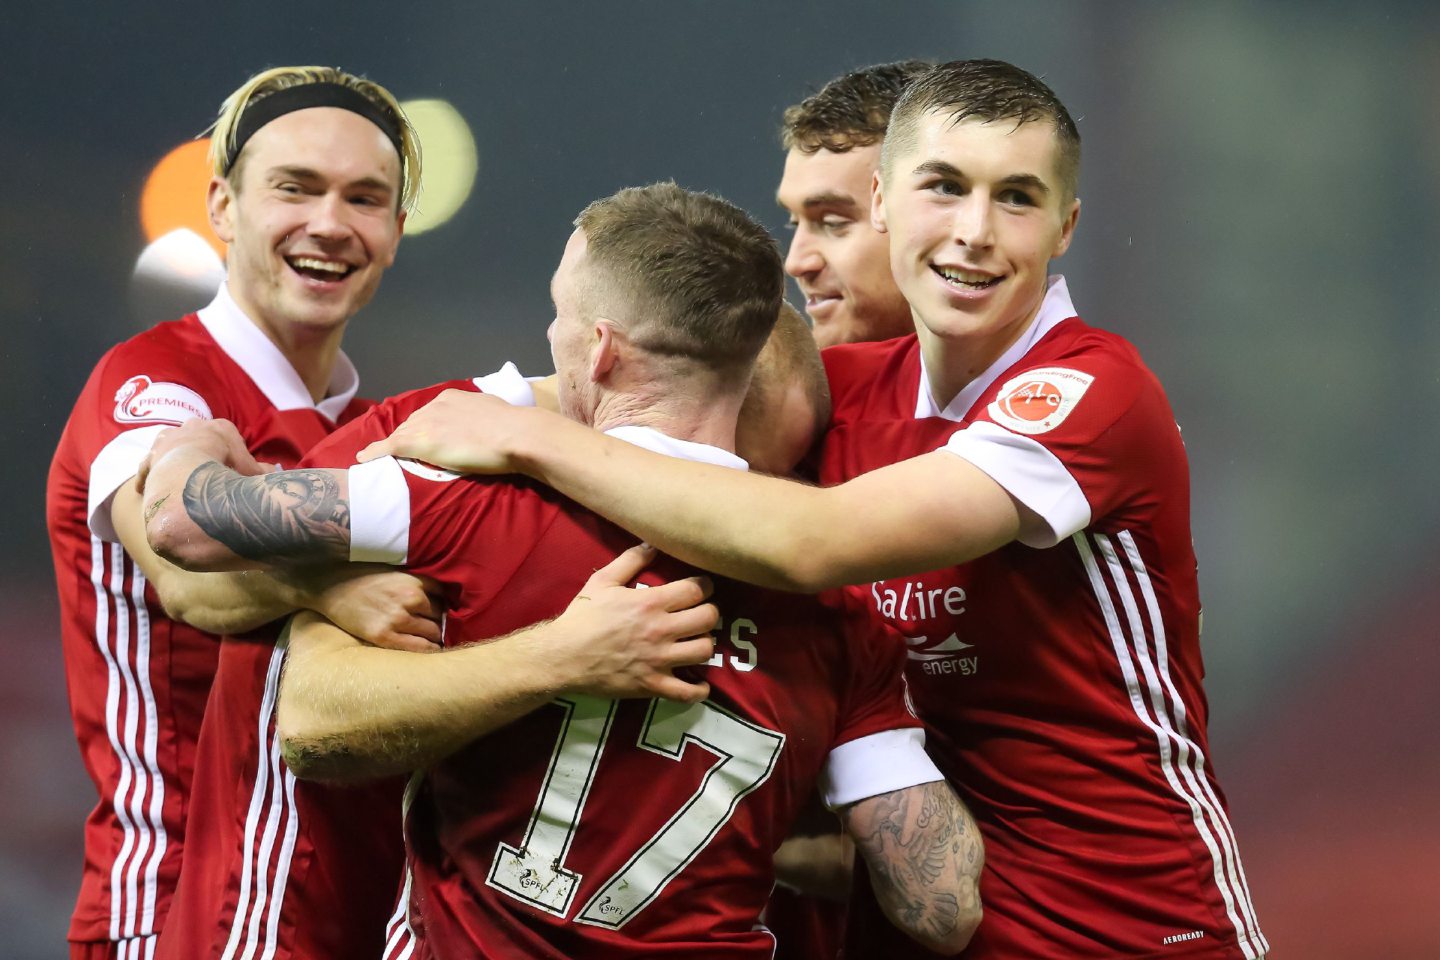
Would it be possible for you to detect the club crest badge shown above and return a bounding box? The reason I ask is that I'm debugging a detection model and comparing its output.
[988,367,1094,435]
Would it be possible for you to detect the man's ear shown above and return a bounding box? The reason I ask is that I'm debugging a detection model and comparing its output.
[589,321,619,383]
[207,176,236,246]
[1052,197,1081,259]
[381,209,406,267]
[870,170,889,234]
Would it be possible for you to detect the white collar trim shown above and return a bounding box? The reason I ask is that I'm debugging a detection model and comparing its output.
[471,362,537,407]
[604,425,749,471]
[196,283,360,422]
[468,363,746,470]
[915,274,1077,421]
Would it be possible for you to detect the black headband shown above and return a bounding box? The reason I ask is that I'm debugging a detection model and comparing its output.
[224,82,405,173]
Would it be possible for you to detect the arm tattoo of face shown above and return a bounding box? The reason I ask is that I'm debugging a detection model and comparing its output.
[183,462,350,564]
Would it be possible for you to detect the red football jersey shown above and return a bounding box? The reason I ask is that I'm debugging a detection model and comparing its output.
[337,377,939,960]
[824,277,1267,960]
[152,365,587,960]
[46,286,368,949]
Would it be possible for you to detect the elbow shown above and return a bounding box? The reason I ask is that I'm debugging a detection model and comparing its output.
[782,557,844,594]
[147,509,230,571]
[276,715,351,783]
[277,731,321,780]
[275,702,318,778]
[774,540,847,594]
[278,737,348,783]
[275,690,333,780]
[275,691,380,783]
[922,902,982,955]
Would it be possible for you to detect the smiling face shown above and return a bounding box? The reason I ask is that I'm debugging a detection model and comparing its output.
[777,143,912,348]
[875,111,1079,379]
[208,106,405,338]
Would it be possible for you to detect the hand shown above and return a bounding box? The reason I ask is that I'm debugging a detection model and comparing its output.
[541,544,719,703]
[773,833,855,901]
[356,389,531,474]
[136,418,266,492]
[305,566,444,653]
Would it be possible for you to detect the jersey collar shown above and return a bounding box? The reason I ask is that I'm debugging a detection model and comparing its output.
[471,362,537,407]
[915,274,1077,421]
[473,363,748,471]
[196,283,360,422]
[604,425,749,472]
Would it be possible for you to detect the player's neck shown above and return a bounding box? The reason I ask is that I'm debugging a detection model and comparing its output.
[917,303,1042,410]
[591,390,742,455]
[233,298,347,402]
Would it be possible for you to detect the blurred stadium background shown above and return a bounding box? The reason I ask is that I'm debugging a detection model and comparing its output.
[4,2,1437,956]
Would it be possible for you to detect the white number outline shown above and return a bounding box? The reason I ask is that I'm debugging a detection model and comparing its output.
[486,695,785,929]
[485,696,617,916]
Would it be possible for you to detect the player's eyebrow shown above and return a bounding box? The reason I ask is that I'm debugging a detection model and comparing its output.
[267,165,324,184]
[998,173,1051,197]
[910,159,964,180]
[775,190,860,212]
[267,165,394,197]
[910,160,1052,197]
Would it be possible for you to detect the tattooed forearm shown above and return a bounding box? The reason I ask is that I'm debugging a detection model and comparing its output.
[844,780,984,953]
[182,462,351,564]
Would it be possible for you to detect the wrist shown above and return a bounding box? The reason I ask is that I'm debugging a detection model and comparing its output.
[515,618,579,696]
[506,408,549,479]
[276,566,339,615]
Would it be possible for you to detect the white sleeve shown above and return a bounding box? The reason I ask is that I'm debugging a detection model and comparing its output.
[347,457,411,564]
[87,425,170,542]
[819,728,944,809]
[940,421,1091,548]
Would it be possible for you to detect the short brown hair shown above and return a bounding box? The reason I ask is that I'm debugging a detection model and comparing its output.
[742,301,831,431]
[883,59,1081,201]
[737,302,832,475]
[781,60,935,154]
[207,65,422,212]
[574,182,783,379]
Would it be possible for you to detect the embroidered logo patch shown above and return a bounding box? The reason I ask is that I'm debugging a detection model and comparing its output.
[112,375,212,426]
[987,367,1094,435]
[397,457,463,483]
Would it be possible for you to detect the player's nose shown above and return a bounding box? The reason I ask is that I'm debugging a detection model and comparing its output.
[950,193,996,251]
[784,230,823,279]
[307,191,353,239]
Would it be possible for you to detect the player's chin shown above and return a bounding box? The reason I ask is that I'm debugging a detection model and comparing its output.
[810,316,852,351]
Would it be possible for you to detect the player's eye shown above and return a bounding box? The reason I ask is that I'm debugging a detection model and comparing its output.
[1000,189,1035,207]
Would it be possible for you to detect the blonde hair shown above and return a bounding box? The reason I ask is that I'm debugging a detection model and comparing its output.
[206,65,422,212]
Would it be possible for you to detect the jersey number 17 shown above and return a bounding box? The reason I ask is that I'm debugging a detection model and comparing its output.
[486,695,785,929]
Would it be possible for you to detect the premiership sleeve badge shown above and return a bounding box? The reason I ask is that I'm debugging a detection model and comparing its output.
[112,374,212,426]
